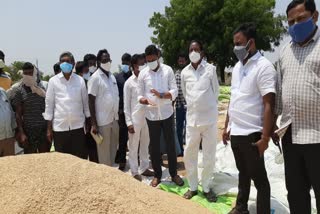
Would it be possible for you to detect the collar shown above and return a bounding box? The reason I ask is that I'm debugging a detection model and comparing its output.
[98,68,110,77]
[58,72,74,80]
[188,59,206,71]
[242,51,261,66]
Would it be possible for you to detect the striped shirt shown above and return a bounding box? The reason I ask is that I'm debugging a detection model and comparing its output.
[175,70,186,108]
[275,27,320,144]
[12,83,46,128]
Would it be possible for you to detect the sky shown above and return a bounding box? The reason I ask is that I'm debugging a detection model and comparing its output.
[0,0,319,74]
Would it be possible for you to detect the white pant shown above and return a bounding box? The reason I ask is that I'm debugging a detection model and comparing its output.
[128,123,150,176]
[98,120,119,166]
[184,124,217,192]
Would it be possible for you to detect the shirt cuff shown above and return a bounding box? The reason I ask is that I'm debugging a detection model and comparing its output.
[84,110,91,118]
[137,96,144,102]
[261,88,276,97]
[43,112,53,121]
[126,120,133,127]
[168,90,177,100]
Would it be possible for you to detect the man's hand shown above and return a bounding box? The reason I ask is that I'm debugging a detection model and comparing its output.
[222,128,230,145]
[150,88,160,98]
[253,137,269,157]
[128,125,135,134]
[91,124,98,135]
[140,98,156,106]
[271,125,280,145]
[47,128,53,143]
[17,131,28,146]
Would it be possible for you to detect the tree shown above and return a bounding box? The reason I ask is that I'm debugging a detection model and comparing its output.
[149,0,286,83]
[3,61,24,83]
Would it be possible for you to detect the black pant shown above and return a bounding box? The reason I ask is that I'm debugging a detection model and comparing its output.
[147,115,177,179]
[176,106,186,154]
[53,128,87,159]
[231,133,270,213]
[86,133,99,163]
[115,113,128,164]
[282,126,320,214]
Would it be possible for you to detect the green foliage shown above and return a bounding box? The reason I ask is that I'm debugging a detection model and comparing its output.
[219,86,231,102]
[3,61,24,83]
[149,0,286,82]
[42,75,51,82]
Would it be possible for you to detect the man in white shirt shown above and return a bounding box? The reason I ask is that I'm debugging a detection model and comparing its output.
[44,52,90,159]
[124,54,154,181]
[223,23,276,214]
[181,40,219,202]
[138,45,184,187]
[88,49,119,166]
[0,87,16,157]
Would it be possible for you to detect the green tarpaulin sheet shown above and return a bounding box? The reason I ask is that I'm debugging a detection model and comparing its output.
[159,179,236,214]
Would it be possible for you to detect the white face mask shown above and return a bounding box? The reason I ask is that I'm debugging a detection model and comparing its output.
[189,51,201,64]
[147,60,159,71]
[22,74,36,87]
[138,64,147,71]
[89,66,96,73]
[100,62,111,72]
[0,60,5,69]
[83,72,90,81]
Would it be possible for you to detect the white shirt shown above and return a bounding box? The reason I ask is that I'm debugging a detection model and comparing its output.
[181,61,219,127]
[43,73,90,132]
[137,64,178,121]
[88,69,119,126]
[229,52,276,136]
[124,74,146,128]
[0,88,16,140]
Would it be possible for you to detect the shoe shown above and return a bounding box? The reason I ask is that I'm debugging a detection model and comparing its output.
[183,190,198,199]
[203,189,218,203]
[141,169,155,177]
[150,177,161,187]
[133,175,142,182]
[228,208,249,214]
[172,175,184,186]
[118,163,126,171]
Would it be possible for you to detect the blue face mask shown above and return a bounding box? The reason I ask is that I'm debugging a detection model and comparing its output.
[60,62,73,74]
[289,16,316,43]
[121,64,130,73]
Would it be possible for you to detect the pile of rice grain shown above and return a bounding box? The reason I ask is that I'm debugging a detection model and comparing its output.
[0,153,210,214]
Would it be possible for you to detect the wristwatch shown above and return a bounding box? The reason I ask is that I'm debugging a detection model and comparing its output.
[159,93,165,99]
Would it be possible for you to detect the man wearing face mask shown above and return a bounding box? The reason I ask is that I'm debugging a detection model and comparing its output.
[88,49,119,166]
[13,62,50,154]
[75,60,99,163]
[223,23,276,214]
[115,53,132,170]
[75,61,90,82]
[181,40,219,202]
[175,52,188,156]
[275,1,320,213]
[124,54,154,181]
[0,50,12,91]
[44,52,90,159]
[83,54,97,76]
[138,44,184,187]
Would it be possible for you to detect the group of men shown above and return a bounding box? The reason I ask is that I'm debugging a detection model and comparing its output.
[0,0,319,213]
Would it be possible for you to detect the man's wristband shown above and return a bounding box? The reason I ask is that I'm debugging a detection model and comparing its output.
[159,93,165,99]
